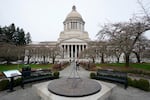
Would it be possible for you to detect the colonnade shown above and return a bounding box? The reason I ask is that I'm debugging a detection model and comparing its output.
[61,44,87,58]
[64,21,84,31]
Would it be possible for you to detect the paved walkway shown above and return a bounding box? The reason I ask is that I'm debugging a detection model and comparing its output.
[0,63,150,100]
[60,62,90,78]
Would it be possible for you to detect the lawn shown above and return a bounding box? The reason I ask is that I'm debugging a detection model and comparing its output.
[95,63,150,71]
[0,64,52,72]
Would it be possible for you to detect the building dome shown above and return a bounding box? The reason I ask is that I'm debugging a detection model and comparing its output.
[63,5,85,32]
[66,5,82,19]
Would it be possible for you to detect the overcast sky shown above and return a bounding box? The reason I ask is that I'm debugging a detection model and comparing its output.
[0,0,150,41]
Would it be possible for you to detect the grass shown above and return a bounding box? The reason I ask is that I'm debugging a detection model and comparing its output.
[96,63,150,71]
[130,63,150,71]
[0,64,52,72]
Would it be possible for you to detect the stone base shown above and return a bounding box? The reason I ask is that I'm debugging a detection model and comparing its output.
[48,78,101,97]
[32,80,116,100]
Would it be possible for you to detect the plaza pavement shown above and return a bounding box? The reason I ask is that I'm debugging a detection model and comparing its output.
[0,63,149,100]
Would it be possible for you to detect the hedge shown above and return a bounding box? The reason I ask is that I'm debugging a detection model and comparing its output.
[90,73,96,79]
[0,79,9,91]
[53,71,60,79]
[128,78,150,91]
[0,78,22,91]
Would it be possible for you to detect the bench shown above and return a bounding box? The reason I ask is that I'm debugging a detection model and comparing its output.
[96,69,128,89]
[21,69,53,88]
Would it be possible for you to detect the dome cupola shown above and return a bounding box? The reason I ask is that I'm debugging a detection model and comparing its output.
[63,5,85,31]
[66,5,82,19]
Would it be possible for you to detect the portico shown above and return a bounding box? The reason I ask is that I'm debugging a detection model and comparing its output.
[61,43,87,59]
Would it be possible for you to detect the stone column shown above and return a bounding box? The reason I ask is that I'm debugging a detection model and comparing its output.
[64,45,66,58]
[75,22,77,29]
[66,45,67,58]
[62,45,64,58]
[67,45,69,58]
[71,45,73,58]
[82,23,84,31]
[75,45,77,58]
[82,45,84,51]
[78,22,80,30]
[67,23,69,30]
[79,45,81,56]
[69,22,71,30]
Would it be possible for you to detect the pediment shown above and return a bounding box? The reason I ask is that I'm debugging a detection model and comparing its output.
[61,38,86,43]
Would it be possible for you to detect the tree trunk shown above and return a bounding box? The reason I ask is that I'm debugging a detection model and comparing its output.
[43,56,46,64]
[27,56,31,64]
[101,53,104,63]
[125,54,130,67]
[117,57,120,63]
[6,59,10,65]
[133,52,141,63]
[52,57,55,64]
[92,57,95,63]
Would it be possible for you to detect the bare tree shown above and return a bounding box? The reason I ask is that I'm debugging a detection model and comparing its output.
[132,36,149,63]
[97,18,150,67]
[0,44,17,64]
[137,0,150,21]
[82,41,108,63]
[38,46,50,64]
[106,42,123,63]
[95,41,108,63]
[50,46,61,64]
[80,47,96,63]
[25,47,34,64]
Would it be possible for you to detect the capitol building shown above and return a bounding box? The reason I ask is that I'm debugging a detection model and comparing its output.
[25,5,150,64]
[58,5,91,60]
[26,5,92,63]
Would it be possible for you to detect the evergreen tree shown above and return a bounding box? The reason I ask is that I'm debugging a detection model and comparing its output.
[25,32,32,44]
[0,23,31,45]
[17,28,26,45]
[7,23,15,43]
[12,27,19,45]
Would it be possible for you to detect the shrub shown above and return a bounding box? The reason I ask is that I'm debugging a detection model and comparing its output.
[128,77,150,91]
[90,73,96,79]
[14,78,22,87]
[138,79,150,91]
[128,77,133,86]
[53,71,60,78]
[22,65,31,71]
[0,79,9,91]
[133,79,139,87]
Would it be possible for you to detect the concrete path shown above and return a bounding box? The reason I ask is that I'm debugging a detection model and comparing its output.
[60,62,90,78]
[110,85,150,100]
[0,63,150,100]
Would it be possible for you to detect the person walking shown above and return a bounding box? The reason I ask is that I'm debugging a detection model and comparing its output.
[76,61,79,70]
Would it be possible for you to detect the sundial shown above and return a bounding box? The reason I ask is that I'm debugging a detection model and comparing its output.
[48,61,101,97]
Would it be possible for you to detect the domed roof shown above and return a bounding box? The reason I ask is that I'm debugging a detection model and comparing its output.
[66,5,82,19]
